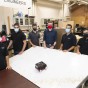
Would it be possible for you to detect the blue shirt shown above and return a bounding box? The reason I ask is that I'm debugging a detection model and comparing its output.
[44,29,57,45]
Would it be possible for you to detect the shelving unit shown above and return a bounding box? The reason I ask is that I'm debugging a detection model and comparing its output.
[13,16,35,31]
[14,17,34,26]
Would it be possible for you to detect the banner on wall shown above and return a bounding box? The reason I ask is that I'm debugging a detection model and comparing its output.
[0,0,32,9]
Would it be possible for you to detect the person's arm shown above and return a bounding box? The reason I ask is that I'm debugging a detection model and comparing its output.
[77,45,81,54]
[29,39,36,47]
[6,56,11,70]
[43,31,47,48]
[38,33,41,46]
[19,40,26,54]
[53,41,56,46]
[50,42,56,49]
[44,41,46,48]
[50,31,57,49]
[60,35,64,50]
[7,40,13,49]
[64,35,77,52]
[66,46,75,52]
[60,43,63,50]
[76,39,82,54]
[5,46,11,69]
[28,33,36,47]
[19,33,27,54]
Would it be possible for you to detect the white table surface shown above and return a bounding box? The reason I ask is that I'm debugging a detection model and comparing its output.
[10,46,88,88]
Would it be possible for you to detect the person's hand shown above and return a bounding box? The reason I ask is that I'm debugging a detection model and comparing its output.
[32,45,36,47]
[6,65,12,70]
[50,46,54,49]
[59,48,62,50]
[44,45,47,48]
[19,51,23,55]
[7,47,9,50]
[77,51,81,54]
[63,50,68,52]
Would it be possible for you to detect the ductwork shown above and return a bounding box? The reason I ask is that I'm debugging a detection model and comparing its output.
[81,0,88,4]
[69,0,88,7]
[35,0,88,5]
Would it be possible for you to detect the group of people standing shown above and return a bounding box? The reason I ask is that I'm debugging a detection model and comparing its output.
[0,22,88,71]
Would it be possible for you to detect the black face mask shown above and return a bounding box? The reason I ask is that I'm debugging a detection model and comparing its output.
[33,28,37,31]
[83,33,88,38]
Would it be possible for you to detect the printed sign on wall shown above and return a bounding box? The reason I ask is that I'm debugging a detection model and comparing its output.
[0,0,32,9]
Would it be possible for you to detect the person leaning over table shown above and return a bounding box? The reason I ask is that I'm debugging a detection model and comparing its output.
[7,23,26,55]
[28,23,40,47]
[0,34,11,71]
[43,22,57,49]
[77,28,88,55]
[60,24,77,52]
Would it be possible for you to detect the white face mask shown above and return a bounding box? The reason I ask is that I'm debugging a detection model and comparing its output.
[14,28,19,33]
[65,28,71,33]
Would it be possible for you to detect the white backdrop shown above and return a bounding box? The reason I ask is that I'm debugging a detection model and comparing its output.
[0,0,32,9]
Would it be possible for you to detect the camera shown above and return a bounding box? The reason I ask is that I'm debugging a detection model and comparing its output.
[35,61,47,71]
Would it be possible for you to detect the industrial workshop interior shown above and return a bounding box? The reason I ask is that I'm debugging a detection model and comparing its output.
[0,0,88,88]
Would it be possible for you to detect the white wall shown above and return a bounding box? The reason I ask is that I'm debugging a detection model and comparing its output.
[0,7,13,34]
[0,7,4,32]
[34,1,62,27]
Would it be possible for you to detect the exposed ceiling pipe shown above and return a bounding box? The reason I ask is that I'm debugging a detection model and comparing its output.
[69,0,88,8]
[69,2,76,7]
[81,0,88,4]
[38,0,88,5]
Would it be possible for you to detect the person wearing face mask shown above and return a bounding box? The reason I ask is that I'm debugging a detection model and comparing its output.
[0,34,11,71]
[44,22,57,48]
[28,23,40,47]
[77,29,88,55]
[60,24,77,52]
[7,23,26,55]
